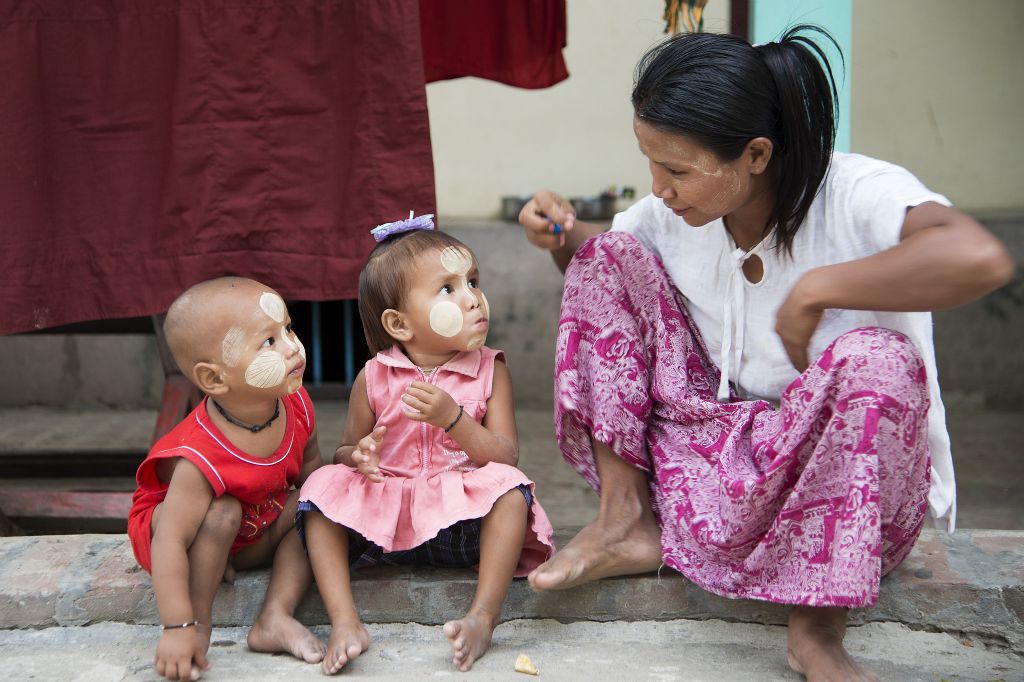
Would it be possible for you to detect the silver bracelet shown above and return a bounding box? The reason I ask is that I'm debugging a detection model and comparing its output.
[162,620,200,630]
[444,405,464,432]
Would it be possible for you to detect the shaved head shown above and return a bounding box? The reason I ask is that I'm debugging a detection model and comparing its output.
[163,277,269,374]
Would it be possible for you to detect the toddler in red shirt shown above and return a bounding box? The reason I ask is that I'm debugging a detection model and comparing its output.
[128,277,324,680]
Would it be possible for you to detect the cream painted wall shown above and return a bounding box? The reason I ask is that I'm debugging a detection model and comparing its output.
[851,0,1024,215]
[426,1,731,218]
[430,1,1022,217]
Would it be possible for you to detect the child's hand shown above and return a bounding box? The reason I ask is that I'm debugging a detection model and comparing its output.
[351,426,385,483]
[402,382,461,430]
[155,627,208,681]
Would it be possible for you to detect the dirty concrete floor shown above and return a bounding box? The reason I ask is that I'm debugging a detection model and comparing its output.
[1,619,1022,682]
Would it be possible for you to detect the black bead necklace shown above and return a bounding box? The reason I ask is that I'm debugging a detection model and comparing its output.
[211,398,280,433]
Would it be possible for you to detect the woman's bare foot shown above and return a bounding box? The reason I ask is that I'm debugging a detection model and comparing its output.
[443,607,497,672]
[321,618,371,675]
[787,606,879,681]
[247,610,326,664]
[529,438,663,591]
[528,513,662,591]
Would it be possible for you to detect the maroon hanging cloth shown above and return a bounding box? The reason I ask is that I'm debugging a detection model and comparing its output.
[0,0,435,335]
[419,0,568,89]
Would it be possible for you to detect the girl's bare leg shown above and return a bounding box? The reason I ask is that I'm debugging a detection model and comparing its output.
[444,489,528,672]
[239,493,324,664]
[243,530,326,663]
[302,510,370,675]
[528,440,662,591]
[788,606,879,682]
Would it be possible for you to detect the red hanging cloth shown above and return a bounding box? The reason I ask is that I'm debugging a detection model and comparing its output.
[419,0,568,89]
[0,0,435,334]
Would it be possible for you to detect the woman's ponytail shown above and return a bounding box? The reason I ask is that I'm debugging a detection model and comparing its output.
[754,25,841,253]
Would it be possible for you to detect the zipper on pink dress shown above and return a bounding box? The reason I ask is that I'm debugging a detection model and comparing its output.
[416,366,439,476]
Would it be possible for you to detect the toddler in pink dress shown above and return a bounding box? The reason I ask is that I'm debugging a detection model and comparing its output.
[297,214,554,674]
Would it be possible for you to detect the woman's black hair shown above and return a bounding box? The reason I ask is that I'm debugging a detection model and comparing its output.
[631,24,841,254]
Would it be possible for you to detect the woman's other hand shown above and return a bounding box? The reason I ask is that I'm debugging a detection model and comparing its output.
[775,273,825,372]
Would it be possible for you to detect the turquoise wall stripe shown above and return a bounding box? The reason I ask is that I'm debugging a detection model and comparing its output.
[750,0,851,152]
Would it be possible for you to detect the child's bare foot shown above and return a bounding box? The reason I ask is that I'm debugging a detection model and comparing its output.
[321,618,371,675]
[443,607,498,672]
[787,606,879,681]
[527,513,662,591]
[247,610,326,664]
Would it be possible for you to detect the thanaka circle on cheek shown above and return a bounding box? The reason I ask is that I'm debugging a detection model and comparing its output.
[244,349,287,388]
[440,247,473,276]
[259,292,286,324]
[429,301,463,337]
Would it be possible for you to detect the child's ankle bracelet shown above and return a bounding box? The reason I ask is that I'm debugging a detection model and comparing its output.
[162,620,200,630]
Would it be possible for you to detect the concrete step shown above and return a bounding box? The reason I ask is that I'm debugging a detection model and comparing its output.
[2,529,1022,655]
[3,620,1022,681]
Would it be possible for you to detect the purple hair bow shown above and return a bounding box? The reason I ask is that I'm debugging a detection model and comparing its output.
[370,212,435,242]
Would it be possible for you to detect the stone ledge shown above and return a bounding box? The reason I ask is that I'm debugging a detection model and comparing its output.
[1,529,1021,653]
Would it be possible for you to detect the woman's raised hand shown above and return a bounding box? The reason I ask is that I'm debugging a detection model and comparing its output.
[518,190,576,250]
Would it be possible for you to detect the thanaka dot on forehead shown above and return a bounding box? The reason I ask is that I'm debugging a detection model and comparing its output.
[259,292,286,323]
[440,246,473,276]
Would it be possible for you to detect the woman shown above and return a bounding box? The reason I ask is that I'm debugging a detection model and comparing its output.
[518,27,1013,681]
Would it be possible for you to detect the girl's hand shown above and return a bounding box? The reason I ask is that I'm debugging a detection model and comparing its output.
[519,190,575,251]
[155,628,207,681]
[351,426,385,483]
[775,274,825,372]
[402,382,460,429]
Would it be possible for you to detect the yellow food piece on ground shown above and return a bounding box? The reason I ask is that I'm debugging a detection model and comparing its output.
[514,653,539,675]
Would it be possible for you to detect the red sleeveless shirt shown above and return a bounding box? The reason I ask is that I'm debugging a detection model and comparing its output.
[127,388,314,572]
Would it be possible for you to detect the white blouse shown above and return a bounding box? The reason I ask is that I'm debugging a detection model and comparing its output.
[612,152,957,530]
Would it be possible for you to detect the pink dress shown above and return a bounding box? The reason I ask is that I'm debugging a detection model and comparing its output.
[299,346,554,576]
